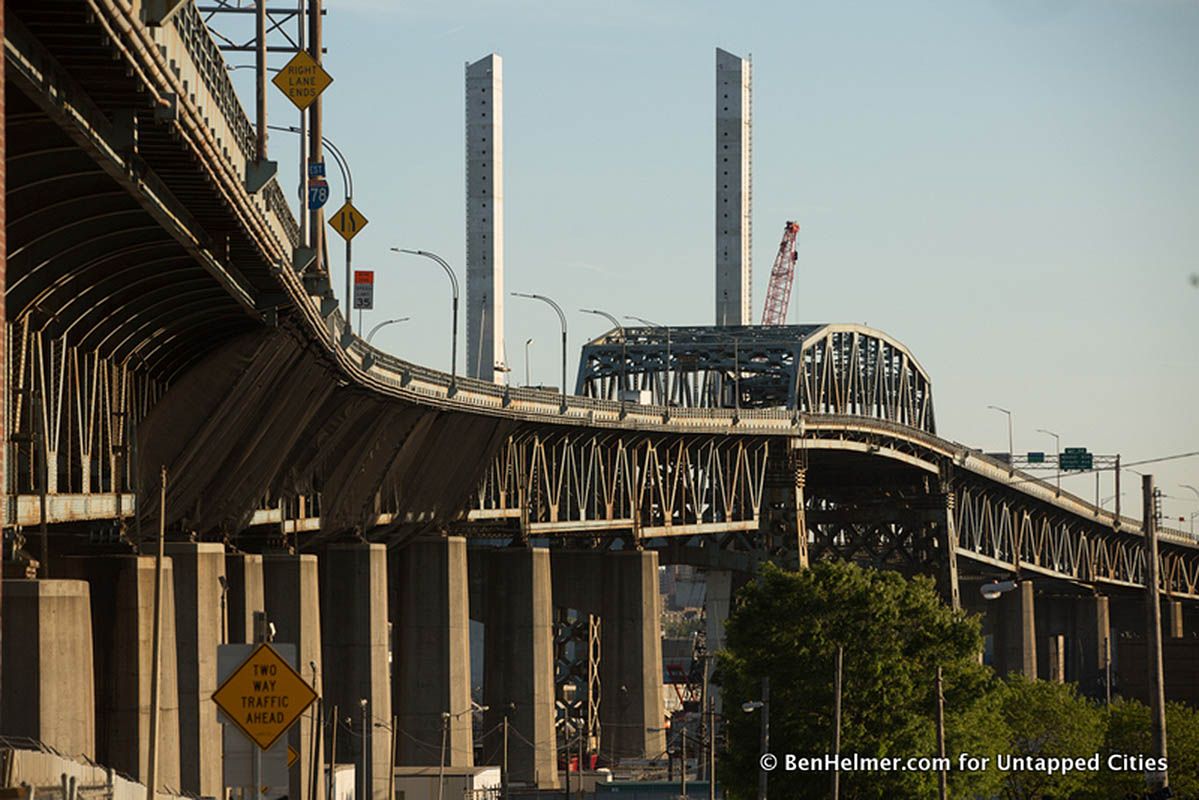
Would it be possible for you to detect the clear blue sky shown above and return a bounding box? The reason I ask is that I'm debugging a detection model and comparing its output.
[223,0,1198,524]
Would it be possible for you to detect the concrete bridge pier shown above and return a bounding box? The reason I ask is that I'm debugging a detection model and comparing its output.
[0,579,95,757]
[552,550,666,763]
[476,547,559,789]
[225,552,265,643]
[1168,599,1184,639]
[704,569,733,713]
[321,543,392,800]
[165,542,226,798]
[1074,594,1112,699]
[263,554,325,800]
[61,556,181,791]
[992,580,1037,679]
[391,536,474,767]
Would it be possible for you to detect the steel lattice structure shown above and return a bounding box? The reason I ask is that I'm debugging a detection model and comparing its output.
[471,432,770,541]
[575,324,936,433]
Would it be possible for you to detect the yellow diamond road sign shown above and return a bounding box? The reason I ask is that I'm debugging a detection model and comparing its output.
[272,51,332,111]
[212,643,318,751]
[330,201,368,242]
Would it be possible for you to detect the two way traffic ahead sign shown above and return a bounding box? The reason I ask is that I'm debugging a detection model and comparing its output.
[213,643,317,751]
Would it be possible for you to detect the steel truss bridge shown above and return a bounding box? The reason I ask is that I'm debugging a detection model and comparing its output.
[2,0,1197,608]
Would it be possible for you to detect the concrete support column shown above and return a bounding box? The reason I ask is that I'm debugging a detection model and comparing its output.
[479,548,558,789]
[599,551,666,762]
[225,553,265,644]
[0,580,95,756]
[165,543,225,797]
[263,555,325,800]
[551,550,666,763]
[321,544,392,800]
[1075,595,1111,699]
[62,556,181,788]
[704,570,732,713]
[995,580,1037,679]
[1046,634,1065,683]
[1168,600,1184,639]
[391,537,473,767]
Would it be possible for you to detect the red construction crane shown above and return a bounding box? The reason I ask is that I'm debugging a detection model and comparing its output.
[759,221,800,326]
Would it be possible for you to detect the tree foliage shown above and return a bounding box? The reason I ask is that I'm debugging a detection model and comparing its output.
[996,676,1104,799]
[716,561,1005,799]
[714,561,1199,799]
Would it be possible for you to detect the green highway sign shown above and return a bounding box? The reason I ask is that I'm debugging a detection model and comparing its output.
[1027,452,1045,463]
[1060,448,1093,471]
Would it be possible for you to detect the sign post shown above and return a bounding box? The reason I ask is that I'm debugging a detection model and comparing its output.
[353,270,375,337]
[214,641,318,800]
[330,202,368,335]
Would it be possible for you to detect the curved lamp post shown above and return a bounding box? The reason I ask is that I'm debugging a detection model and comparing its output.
[269,125,357,324]
[987,405,1014,470]
[365,317,410,344]
[1036,428,1061,494]
[512,292,567,410]
[580,308,626,406]
[626,315,671,407]
[392,248,459,392]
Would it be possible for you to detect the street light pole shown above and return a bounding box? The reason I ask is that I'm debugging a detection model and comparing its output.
[392,249,459,392]
[365,317,410,344]
[512,292,567,411]
[987,405,1014,469]
[626,316,671,407]
[524,338,534,387]
[742,679,769,800]
[1037,428,1061,495]
[580,309,627,404]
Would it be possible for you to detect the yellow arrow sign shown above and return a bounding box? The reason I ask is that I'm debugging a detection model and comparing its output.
[212,643,318,751]
[272,51,333,111]
[288,745,299,768]
[329,201,369,242]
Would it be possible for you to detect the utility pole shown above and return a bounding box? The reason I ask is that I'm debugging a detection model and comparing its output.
[831,651,841,800]
[387,715,397,800]
[359,699,369,800]
[501,714,509,800]
[758,676,769,800]
[1143,475,1169,794]
[437,711,449,800]
[935,666,947,800]
[328,704,338,800]
[707,694,717,800]
[146,466,167,800]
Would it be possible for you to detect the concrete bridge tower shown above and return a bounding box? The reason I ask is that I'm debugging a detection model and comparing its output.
[466,53,506,382]
[716,47,752,326]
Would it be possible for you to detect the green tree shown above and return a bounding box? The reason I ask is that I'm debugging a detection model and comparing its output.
[717,561,1007,800]
[1084,697,1199,799]
[996,676,1105,800]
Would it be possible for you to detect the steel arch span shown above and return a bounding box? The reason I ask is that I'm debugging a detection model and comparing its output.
[575,323,936,433]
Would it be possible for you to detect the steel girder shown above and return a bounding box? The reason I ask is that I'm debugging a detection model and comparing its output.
[953,482,1199,599]
[576,324,936,433]
[471,431,770,541]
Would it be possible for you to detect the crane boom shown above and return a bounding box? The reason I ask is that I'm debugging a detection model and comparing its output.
[759,221,800,326]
